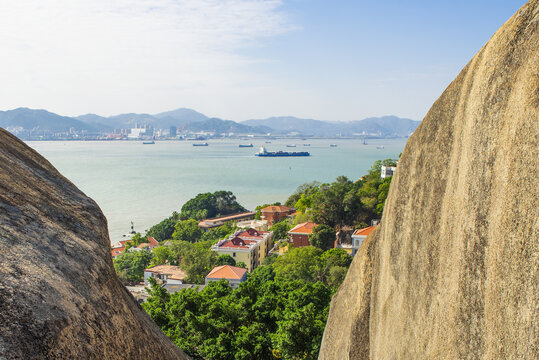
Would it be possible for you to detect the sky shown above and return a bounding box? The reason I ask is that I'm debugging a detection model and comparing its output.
[0,0,527,121]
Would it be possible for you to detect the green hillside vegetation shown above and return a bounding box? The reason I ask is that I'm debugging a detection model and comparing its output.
[143,247,351,360]
[285,158,397,229]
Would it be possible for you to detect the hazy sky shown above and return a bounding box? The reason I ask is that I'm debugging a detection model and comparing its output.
[0,0,526,121]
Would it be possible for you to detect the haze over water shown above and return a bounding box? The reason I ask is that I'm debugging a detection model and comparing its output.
[27,138,406,243]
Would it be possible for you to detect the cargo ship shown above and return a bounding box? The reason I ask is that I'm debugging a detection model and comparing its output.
[255,147,310,157]
[239,143,254,148]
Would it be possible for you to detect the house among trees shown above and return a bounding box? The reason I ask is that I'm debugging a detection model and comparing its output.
[351,226,377,256]
[260,205,296,226]
[144,265,187,290]
[211,228,273,271]
[288,222,317,248]
[205,265,247,289]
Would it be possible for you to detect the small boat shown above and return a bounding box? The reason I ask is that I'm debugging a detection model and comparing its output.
[142,140,155,144]
[286,144,296,148]
[239,144,254,148]
[303,144,311,146]
[330,144,337,147]
[265,141,272,144]
[376,146,385,149]
[193,142,209,147]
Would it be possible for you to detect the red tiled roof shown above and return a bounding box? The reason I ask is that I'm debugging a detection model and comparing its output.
[206,265,247,280]
[353,226,377,237]
[147,237,159,247]
[288,222,317,235]
[111,247,125,257]
[261,205,293,213]
[219,236,257,249]
[137,243,149,249]
[238,228,268,238]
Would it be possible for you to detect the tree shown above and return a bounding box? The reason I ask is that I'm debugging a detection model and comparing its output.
[309,224,335,251]
[217,254,236,266]
[311,176,362,228]
[169,240,219,284]
[285,181,321,207]
[146,212,179,241]
[172,219,204,242]
[113,249,153,284]
[236,262,247,269]
[181,191,246,220]
[270,221,292,241]
[150,246,176,266]
[273,247,323,283]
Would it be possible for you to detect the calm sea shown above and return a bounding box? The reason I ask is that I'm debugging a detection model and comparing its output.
[26,138,407,243]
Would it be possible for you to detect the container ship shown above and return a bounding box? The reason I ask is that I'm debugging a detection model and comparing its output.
[255,147,310,157]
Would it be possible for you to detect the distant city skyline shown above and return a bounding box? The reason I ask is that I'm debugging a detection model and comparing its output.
[0,0,526,122]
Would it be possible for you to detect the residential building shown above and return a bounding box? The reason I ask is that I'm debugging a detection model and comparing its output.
[288,222,317,248]
[205,265,247,288]
[381,165,397,179]
[211,236,259,272]
[236,228,274,264]
[144,265,187,286]
[260,205,295,226]
[198,211,256,232]
[351,226,377,256]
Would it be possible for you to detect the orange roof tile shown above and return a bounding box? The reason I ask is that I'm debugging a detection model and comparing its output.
[206,265,247,280]
[288,222,317,235]
[147,237,159,247]
[353,226,377,236]
[111,247,125,257]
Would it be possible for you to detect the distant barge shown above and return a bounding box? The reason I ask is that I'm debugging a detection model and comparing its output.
[255,147,310,157]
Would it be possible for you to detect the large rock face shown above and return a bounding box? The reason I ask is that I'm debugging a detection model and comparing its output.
[0,130,188,359]
[320,1,538,359]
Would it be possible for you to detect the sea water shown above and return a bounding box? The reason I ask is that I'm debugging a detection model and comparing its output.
[26,138,407,243]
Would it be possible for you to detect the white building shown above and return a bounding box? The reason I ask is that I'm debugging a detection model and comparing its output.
[381,165,397,179]
[128,127,146,139]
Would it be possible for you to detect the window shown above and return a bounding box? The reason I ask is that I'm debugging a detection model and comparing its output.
[233,252,236,257]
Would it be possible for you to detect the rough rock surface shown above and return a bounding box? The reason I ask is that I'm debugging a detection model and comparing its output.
[320,1,538,359]
[0,129,188,359]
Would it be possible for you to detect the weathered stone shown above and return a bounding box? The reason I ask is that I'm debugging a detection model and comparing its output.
[0,129,188,359]
[320,1,538,358]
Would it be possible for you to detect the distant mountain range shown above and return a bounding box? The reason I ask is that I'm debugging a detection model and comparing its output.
[0,107,420,137]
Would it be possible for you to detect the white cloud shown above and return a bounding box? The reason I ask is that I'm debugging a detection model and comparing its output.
[0,0,294,117]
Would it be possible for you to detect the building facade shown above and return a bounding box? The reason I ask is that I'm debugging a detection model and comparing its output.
[288,222,317,248]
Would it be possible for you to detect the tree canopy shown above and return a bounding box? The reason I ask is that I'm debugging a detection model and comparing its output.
[181,191,246,220]
[142,246,349,360]
[113,250,153,284]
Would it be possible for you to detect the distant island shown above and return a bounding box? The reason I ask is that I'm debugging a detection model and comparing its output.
[0,107,419,141]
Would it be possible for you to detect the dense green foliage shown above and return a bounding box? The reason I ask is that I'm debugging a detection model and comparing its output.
[285,159,397,229]
[181,190,246,220]
[142,247,351,360]
[113,250,153,283]
[168,240,219,284]
[146,212,179,242]
[269,221,292,240]
[309,224,336,250]
[172,219,204,242]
